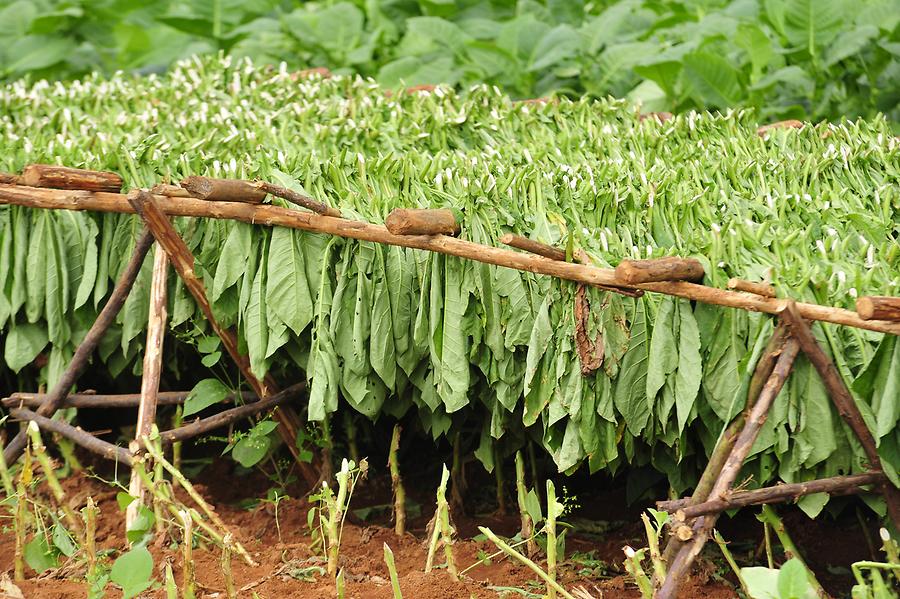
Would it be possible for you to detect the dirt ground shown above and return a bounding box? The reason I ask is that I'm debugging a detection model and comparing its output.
[0,451,879,599]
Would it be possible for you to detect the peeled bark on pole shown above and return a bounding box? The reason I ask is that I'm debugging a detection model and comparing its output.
[615,257,705,284]
[181,176,266,203]
[22,164,122,192]
[501,233,566,261]
[126,190,317,487]
[385,208,460,236]
[658,333,800,599]
[2,227,154,466]
[659,472,886,518]
[127,245,169,533]
[150,183,192,198]
[0,172,21,184]
[856,296,900,321]
[727,278,776,298]
[780,302,900,531]
[2,184,899,336]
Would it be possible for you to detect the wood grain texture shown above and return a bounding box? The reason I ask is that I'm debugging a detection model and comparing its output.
[22,164,122,192]
[385,208,460,236]
[181,176,266,203]
[856,296,900,321]
[727,278,776,298]
[615,257,705,284]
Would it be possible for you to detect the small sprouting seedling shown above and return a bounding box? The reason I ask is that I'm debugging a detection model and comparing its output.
[222,533,237,599]
[622,545,652,599]
[309,458,368,578]
[261,488,289,545]
[180,510,196,599]
[425,465,458,579]
[389,424,406,536]
[110,545,154,599]
[515,451,536,558]
[384,543,403,599]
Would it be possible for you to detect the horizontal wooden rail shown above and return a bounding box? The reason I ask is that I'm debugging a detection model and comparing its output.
[657,472,886,518]
[2,390,258,410]
[10,407,133,465]
[1,184,898,335]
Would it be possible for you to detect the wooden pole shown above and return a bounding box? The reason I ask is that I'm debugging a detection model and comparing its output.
[126,245,169,532]
[181,176,266,203]
[727,278,776,298]
[856,296,900,321]
[385,208,460,236]
[2,227,154,465]
[615,257,705,284]
[501,233,566,261]
[9,408,132,464]
[658,472,886,517]
[1,184,899,335]
[252,180,341,217]
[658,333,800,599]
[157,382,306,445]
[780,302,900,530]
[125,190,318,487]
[21,164,123,192]
[2,390,257,410]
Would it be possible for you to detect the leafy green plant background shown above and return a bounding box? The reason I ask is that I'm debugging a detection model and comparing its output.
[1,0,898,124]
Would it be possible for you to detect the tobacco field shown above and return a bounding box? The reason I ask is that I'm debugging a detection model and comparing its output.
[1,55,899,509]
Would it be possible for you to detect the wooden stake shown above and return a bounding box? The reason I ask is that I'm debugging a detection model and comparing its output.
[150,183,192,198]
[22,164,123,192]
[727,278,776,298]
[780,302,900,530]
[126,190,316,486]
[615,257,705,284]
[2,184,899,335]
[659,472,886,517]
[180,176,266,203]
[385,208,460,236]
[501,233,566,261]
[2,228,154,465]
[127,245,169,533]
[856,296,900,321]
[658,333,800,599]
[0,172,22,184]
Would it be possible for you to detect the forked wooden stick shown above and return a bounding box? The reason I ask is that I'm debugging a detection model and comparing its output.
[126,189,318,487]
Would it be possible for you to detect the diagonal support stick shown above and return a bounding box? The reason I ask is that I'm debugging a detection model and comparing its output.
[780,301,900,530]
[657,329,800,599]
[126,189,318,487]
[2,227,154,465]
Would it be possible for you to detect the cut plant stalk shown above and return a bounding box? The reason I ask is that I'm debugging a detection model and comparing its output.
[479,526,575,599]
[388,424,406,536]
[622,546,652,599]
[0,437,14,497]
[758,505,826,597]
[425,465,457,579]
[384,543,403,599]
[14,453,27,582]
[336,568,346,599]
[640,512,665,588]
[26,422,82,534]
[515,451,536,557]
[180,509,196,599]
[82,497,99,584]
[494,445,507,516]
[546,480,558,599]
[222,533,236,599]
[712,529,748,596]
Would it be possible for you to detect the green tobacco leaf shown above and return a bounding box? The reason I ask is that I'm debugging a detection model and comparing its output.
[646,297,677,402]
[3,35,75,76]
[267,227,314,336]
[212,222,251,302]
[682,51,743,108]
[529,24,581,72]
[777,558,817,599]
[614,299,650,435]
[782,0,845,53]
[741,565,780,599]
[824,25,879,66]
[24,535,57,573]
[183,378,230,417]
[110,546,153,599]
[5,322,48,372]
[245,238,270,379]
[674,301,701,432]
